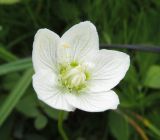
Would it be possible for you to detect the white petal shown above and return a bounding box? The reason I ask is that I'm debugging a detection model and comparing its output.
[32,70,75,111]
[58,21,99,63]
[89,49,130,92]
[32,28,60,72]
[66,90,119,112]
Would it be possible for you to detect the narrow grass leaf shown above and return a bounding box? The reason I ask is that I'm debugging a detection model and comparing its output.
[0,68,33,126]
[0,46,18,62]
[0,58,32,76]
[0,0,20,5]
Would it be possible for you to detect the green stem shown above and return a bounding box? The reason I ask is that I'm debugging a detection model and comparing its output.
[58,111,69,140]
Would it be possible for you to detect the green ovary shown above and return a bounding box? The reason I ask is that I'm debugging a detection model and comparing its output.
[59,61,90,92]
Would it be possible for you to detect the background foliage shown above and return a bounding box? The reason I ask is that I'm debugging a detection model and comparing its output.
[0,0,160,140]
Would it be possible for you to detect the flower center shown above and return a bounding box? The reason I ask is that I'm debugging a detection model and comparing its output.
[59,61,90,92]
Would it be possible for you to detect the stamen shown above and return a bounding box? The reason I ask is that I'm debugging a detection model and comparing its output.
[59,62,90,92]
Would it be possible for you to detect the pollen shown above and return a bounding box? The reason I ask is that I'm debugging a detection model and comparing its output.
[62,42,70,48]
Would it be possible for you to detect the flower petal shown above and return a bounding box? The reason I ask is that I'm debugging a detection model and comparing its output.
[89,49,130,92]
[66,90,119,112]
[58,21,99,63]
[32,70,75,111]
[32,28,60,72]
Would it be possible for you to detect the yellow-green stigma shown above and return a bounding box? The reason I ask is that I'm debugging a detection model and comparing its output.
[59,61,90,92]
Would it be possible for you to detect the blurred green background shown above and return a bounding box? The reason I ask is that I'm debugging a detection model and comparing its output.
[0,0,160,140]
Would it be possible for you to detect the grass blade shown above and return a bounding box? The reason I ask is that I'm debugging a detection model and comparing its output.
[0,46,18,62]
[0,68,33,126]
[0,58,32,76]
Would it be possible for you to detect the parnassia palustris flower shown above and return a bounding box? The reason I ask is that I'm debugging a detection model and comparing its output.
[32,21,130,112]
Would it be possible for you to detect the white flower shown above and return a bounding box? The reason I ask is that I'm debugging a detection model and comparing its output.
[32,21,130,112]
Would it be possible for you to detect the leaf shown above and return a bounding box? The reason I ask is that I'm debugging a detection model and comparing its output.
[0,0,20,4]
[34,114,48,130]
[0,58,32,76]
[16,93,40,118]
[143,92,160,107]
[0,46,18,62]
[124,64,139,86]
[2,73,21,90]
[103,32,111,44]
[108,111,129,140]
[144,65,160,89]
[0,68,33,126]
[136,52,159,77]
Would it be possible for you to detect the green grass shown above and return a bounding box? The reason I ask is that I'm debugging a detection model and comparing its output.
[0,0,160,140]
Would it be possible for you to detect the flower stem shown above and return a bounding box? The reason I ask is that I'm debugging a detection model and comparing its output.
[58,111,69,140]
